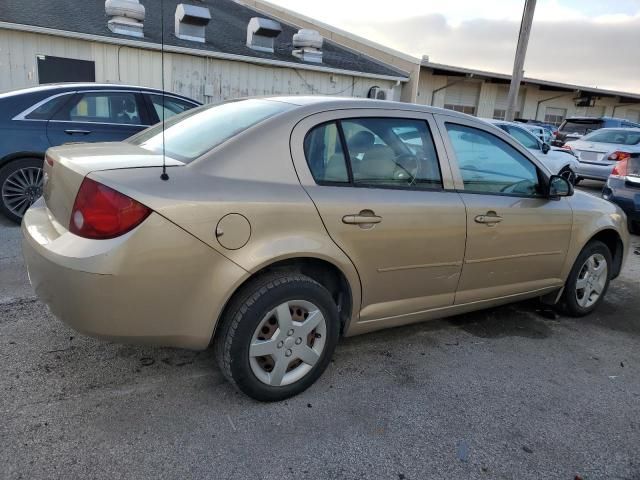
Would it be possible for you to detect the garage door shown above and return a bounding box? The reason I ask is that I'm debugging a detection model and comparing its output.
[626,109,640,122]
[444,79,481,115]
[493,85,525,119]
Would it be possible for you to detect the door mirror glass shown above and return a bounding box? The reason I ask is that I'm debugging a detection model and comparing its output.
[541,142,550,154]
[548,175,573,198]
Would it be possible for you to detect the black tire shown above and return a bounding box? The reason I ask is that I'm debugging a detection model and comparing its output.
[558,240,612,317]
[628,219,639,235]
[215,272,339,402]
[574,177,582,186]
[559,166,576,185]
[0,157,44,224]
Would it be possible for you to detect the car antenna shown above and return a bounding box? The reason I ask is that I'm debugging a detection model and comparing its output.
[160,0,169,181]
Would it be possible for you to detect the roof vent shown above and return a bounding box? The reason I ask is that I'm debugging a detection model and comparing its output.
[246,17,282,53]
[105,0,145,38]
[175,3,212,43]
[292,29,323,63]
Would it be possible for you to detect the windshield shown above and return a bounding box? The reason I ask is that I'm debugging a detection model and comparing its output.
[129,99,295,162]
[560,119,603,135]
[582,129,640,146]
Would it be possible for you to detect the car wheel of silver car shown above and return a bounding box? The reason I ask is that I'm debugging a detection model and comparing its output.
[215,272,339,402]
[0,158,44,224]
[559,167,576,185]
[559,240,612,317]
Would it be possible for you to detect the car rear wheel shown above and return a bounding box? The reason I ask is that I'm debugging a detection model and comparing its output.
[559,166,576,185]
[215,273,339,401]
[559,240,611,317]
[0,158,44,224]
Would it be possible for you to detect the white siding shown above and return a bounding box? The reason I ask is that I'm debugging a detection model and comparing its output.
[0,29,396,102]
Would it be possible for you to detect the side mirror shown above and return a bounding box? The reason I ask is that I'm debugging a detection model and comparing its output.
[541,142,551,154]
[548,175,574,199]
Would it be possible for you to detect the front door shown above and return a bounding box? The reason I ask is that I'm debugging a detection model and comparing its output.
[291,111,467,323]
[46,90,149,147]
[438,117,573,304]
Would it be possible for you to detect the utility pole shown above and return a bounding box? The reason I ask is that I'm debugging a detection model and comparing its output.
[505,0,536,121]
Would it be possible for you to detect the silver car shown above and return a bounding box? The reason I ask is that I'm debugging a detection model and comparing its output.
[566,128,640,182]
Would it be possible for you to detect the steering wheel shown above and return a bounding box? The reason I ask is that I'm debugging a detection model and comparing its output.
[500,179,535,194]
[392,153,419,182]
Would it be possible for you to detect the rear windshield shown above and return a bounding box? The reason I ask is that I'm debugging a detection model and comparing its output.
[129,99,294,163]
[560,119,604,135]
[582,129,640,145]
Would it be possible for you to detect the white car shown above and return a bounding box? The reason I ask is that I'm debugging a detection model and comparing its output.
[484,119,579,183]
[566,128,640,182]
[521,124,554,144]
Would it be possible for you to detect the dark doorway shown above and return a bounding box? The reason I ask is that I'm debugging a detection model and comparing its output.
[37,55,96,84]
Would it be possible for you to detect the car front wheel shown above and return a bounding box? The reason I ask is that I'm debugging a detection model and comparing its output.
[559,240,612,317]
[0,158,45,224]
[215,273,339,401]
[559,166,576,185]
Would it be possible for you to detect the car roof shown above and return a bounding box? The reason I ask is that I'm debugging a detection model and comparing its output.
[0,83,200,103]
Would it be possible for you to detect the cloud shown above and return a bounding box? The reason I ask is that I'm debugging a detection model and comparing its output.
[342,14,640,93]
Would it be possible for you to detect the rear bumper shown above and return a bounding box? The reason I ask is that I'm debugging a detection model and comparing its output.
[22,199,247,349]
[576,162,614,181]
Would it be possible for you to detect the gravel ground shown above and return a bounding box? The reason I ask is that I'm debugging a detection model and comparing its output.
[1,188,640,479]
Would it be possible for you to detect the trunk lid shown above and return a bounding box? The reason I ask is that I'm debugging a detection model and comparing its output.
[43,142,183,227]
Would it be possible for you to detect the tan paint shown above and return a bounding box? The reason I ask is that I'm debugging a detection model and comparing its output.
[22,97,629,349]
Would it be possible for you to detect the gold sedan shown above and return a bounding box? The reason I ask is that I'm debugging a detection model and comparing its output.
[22,97,629,401]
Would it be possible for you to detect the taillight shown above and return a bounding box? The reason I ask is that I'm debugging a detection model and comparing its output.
[45,155,54,167]
[608,151,631,161]
[69,177,151,239]
[611,159,628,178]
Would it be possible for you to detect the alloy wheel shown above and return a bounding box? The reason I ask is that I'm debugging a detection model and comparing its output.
[249,300,327,387]
[1,166,43,218]
[575,253,608,308]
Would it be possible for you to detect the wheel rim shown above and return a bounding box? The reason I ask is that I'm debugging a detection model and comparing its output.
[1,166,43,218]
[560,168,576,185]
[575,253,608,308]
[249,300,327,387]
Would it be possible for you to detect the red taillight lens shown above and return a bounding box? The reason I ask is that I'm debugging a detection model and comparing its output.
[69,177,151,239]
[611,159,628,177]
[608,151,631,161]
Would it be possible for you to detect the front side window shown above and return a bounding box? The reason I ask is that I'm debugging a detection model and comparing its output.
[130,99,294,163]
[55,92,141,124]
[504,125,540,150]
[148,94,195,122]
[342,118,442,189]
[446,123,541,196]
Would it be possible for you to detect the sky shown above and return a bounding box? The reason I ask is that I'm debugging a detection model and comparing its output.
[267,0,640,94]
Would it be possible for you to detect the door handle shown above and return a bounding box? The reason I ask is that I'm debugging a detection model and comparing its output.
[64,129,91,135]
[342,210,382,227]
[474,212,503,225]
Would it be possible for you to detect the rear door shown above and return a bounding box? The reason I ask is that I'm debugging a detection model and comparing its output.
[46,90,150,146]
[436,115,573,303]
[291,109,467,323]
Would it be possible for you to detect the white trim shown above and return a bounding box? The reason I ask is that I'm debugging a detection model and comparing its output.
[0,21,409,83]
[12,91,76,120]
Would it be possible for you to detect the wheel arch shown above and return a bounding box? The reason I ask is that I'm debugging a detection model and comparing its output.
[0,151,46,168]
[211,256,357,345]
[588,228,624,279]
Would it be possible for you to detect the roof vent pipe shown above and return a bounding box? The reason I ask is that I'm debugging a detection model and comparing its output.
[175,3,212,43]
[292,29,323,63]
[246,17,282,53]
[105,0,145,38]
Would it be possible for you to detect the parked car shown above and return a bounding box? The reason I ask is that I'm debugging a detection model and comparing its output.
[553,116,640,146]
[521,124,554,144]
[22,97,629,401]
[602,153,640,234]
[565,128,640,182]
[0,83,200,223]
[484,119,579,183]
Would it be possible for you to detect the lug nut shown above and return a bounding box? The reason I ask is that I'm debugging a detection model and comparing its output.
[287,329,294,336]
[277,341,284,348]
[295,337,302,345]
[285,349,292,357]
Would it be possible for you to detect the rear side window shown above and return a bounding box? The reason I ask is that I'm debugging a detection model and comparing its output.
[446,123,541,196]
[130,99,294,163]
[25,94,73,120]
[304,117,442,190]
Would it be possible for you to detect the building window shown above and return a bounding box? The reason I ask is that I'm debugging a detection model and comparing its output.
[544,107,567,127]
[493,109,520,120]
[36,55,95,84]
[444,104,476,115]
